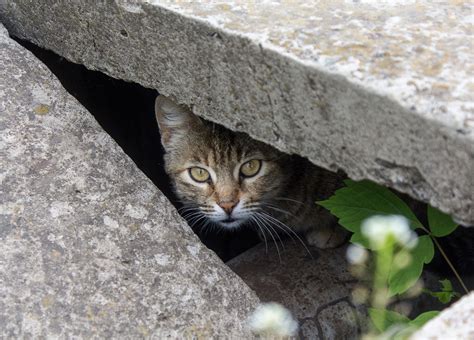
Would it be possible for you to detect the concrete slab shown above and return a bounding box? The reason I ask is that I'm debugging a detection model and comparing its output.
[0,1,472,224]
[412,292,474,339]
[0,23,259,338]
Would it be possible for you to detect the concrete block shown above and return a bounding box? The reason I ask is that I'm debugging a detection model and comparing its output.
[1,1,471,224]
[0,23,259,338]
[411,292,474,339]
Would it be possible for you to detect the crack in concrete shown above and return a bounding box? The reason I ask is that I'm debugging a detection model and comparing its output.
[298,296,363,339]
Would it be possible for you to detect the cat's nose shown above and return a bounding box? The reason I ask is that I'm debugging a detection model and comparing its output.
[218,200,239,215]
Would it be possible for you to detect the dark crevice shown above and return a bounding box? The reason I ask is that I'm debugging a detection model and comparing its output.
[16,38,260,262]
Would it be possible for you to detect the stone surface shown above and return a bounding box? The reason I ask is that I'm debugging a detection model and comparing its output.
[228,242,366,339]
[1,1,472,224]
[0,23,259,338]
[411,292,474,339]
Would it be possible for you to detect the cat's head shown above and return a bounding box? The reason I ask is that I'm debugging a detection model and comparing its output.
[155,95,290,229]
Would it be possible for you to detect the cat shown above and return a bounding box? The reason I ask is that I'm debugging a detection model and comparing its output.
[154,95,349,249]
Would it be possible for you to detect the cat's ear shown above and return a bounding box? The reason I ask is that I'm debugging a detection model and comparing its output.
[154,95,200,147]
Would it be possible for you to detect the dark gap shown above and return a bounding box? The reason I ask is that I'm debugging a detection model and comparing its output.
[17,38,260,262]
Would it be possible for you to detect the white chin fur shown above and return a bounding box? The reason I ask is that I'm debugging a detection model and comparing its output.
[209,201,252,229]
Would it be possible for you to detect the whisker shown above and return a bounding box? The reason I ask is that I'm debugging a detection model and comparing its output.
[181,210,202,219]
[265,219,285,251]
[178,207,199,214]
[256,211,295,243]
[188,214,208,227]
[273,197,305,205]
[200,219,213,236]
[260,203,295,217]
[241,208,260,213]
[253,213,284,251]
[178,203,213,212]
[258,211,313,259]
[250,215,268,254]
[187,215,205,226]
[253,213,282,263]
[182,211,206,222]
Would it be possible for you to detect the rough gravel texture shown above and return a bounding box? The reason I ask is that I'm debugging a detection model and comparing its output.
[0,23,259,338]
[0,1,472,224]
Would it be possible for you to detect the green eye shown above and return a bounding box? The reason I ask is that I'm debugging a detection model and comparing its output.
[240,159,262,178]
[189,167,210,183]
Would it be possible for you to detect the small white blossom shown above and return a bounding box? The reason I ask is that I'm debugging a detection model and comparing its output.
[361,215,418,249]
[248,302,298,337]
[346,244,369,264]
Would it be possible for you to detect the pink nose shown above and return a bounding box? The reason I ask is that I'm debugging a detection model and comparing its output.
[218,200,239,215]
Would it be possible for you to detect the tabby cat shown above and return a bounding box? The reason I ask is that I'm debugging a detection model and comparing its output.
[155,95,348,249]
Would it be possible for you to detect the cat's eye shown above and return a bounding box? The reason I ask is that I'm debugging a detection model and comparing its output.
[189,167,210,183]
[240,159,262,178]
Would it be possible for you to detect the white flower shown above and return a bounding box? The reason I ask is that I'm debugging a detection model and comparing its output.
[248,302,298,337]
[361,215,418,249]
[346,244,369,264]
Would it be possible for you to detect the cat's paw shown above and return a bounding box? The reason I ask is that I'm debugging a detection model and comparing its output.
[305,225,348,249]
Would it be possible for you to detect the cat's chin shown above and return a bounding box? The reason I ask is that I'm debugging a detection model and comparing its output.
[217,219,245,230]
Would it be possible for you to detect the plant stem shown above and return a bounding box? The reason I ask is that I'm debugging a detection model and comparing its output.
[420,225,469,294]
[431,236,469,294]
[371,239,395,332]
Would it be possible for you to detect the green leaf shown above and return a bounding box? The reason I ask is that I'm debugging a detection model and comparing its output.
[429,291,456,304]
[368,309,437,338]
[423,279,460,304]
[318,180,436,298]
[427,205,458,237]
[440,279,453,291]
[318,180,423,241]
[388,235,435,296]
[349,232,370,249]
[369,308,410,332]
[409,311,440,328]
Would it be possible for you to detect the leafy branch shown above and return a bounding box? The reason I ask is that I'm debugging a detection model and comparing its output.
[318,179,467,295]
[317,179,468,337]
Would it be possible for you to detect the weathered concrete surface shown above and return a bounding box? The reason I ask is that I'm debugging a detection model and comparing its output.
[1,1,472,225]
[411,292,474,339]
[0,23,259,338]
[228,243,366,339]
